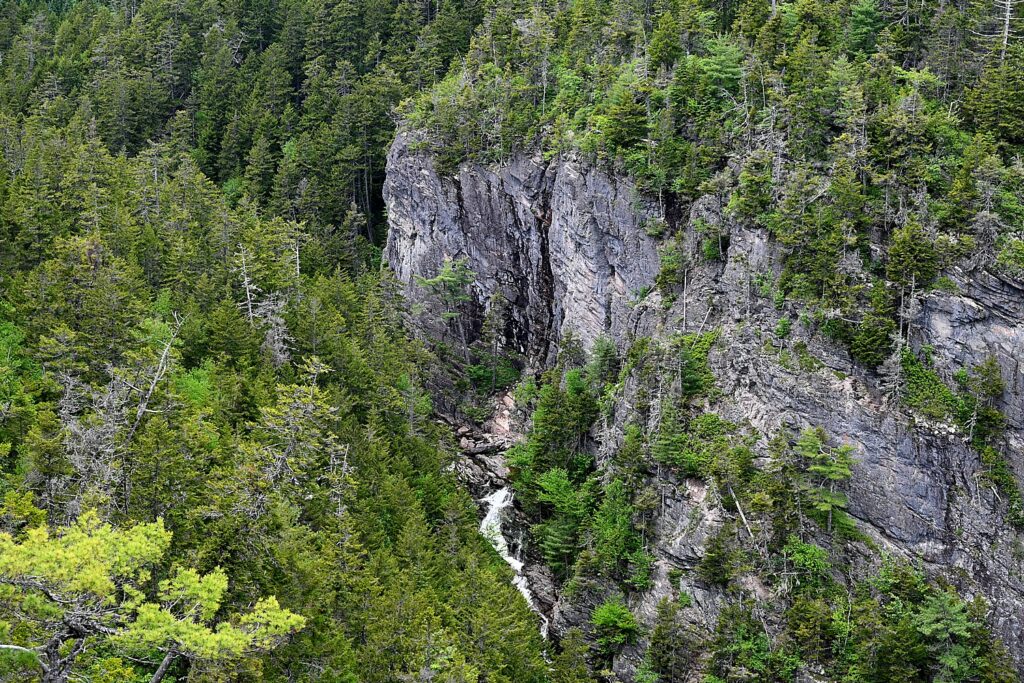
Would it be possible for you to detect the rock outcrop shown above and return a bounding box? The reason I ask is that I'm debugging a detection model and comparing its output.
[384,131,1024,675]
[384,131,661,363]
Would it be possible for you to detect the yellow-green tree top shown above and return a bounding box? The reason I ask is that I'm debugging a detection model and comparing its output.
[0,511,304,683]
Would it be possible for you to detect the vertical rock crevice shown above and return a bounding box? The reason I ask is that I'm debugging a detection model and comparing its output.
[534,161,558,365]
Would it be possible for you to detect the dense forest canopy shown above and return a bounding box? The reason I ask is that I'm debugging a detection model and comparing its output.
[0,0,1021,678]
[0,0,558,680]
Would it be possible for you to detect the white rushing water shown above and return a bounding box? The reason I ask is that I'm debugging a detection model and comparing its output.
[479,486,550,639]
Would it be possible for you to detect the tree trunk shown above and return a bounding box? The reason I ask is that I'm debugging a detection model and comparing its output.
[999,0,1015,63]
[40,637,83,683]
[150,650,178,683]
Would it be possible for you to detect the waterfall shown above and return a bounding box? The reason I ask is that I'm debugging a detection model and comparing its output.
[479,486,550,638]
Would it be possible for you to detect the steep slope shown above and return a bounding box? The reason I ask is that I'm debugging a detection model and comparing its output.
[384,130,1024,678]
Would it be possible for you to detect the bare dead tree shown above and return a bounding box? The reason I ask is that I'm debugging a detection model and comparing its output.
[234,244,260,325]
[997,0,1021,61]
[124,313,183,444]
[61,377,130,522]
[971,0,1021,63]
[254,295,293,369]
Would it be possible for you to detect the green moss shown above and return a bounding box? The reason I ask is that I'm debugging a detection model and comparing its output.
[901,349,1023,527]
[900,347,962,422]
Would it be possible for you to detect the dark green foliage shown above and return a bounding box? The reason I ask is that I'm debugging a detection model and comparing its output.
[649,12,683,70]
[674,331,719,397]
[886,220,939,290]
[0,29,554,674]
[533,467,593,576]
[586,336,621,387]
[646,598,694,682]
[729,425,858,544]
[785,596,835,664]
[0,307,40,455]
[467,358,521,393]
[656,237,688,297]
[697,526,746,586]
[782,535,832,593]
[966,47,1024,147]
[603,85,649,152]
[505,363,604,582]
[848,0,883,56]
[901,347,964,421]
[550,628,596,683]
[653,410,748,481]
[774,316,791,338]
[728,151,773,224]
[707,602,802,681]
[4,0,1021,675]
[850,283,897,368]
[827,561,1019,682]
[997,237,1024,276]
[513,368,600,487]
[510,358,660,587]
[796,427,856,534]
[592,479,639,572]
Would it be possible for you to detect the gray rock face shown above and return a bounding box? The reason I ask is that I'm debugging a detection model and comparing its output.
[384,131,660,362]
[384,134,1024,673]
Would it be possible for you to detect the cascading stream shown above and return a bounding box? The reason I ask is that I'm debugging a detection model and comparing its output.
[478,486,550,639]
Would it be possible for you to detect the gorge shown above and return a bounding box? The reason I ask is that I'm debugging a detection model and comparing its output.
[385,126,1024,679]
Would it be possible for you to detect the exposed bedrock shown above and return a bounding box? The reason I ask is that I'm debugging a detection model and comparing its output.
[384,130,1024,672]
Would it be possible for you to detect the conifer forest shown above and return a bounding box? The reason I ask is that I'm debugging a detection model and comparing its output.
[1,0,1023,679]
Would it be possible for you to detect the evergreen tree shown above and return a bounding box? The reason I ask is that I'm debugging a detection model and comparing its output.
[848,0,883,55]
[0,512,304,682]
[795,427,855,533]
[650,11,684,69]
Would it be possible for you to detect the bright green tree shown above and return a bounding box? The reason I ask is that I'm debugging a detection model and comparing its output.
[795,428,856,533]
[0,512,304,682]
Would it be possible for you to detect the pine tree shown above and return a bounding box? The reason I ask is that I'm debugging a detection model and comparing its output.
[848,0,883,55]
[650,11,683,69]
[603,83,649,152]
[23,235,148,375]
[648,597,694,682]
[592,479,639,574]
[0,512,304,682]
[886,219,938,290]
[415,257,476,361]
[795,428,855,533]
[551,628,595,683]
[534,467,588,577]
[851,282,897,369]
[967,49,1024,145]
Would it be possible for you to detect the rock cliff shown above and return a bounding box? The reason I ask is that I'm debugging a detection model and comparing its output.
[384,131,662,362]
[383,130,1024,676]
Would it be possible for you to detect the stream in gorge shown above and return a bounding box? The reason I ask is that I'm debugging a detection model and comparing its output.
[478,486,551,639]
